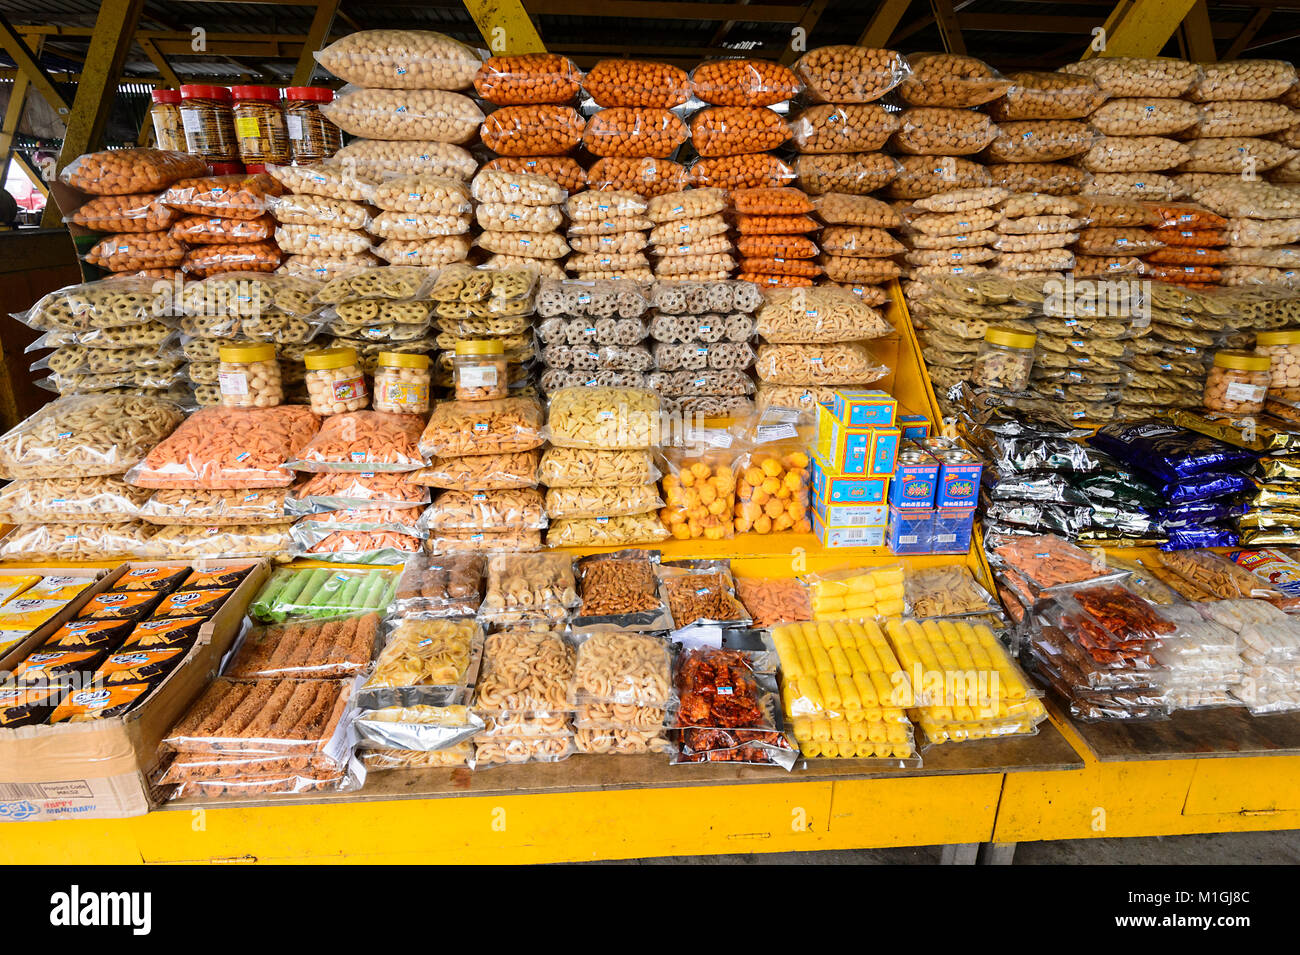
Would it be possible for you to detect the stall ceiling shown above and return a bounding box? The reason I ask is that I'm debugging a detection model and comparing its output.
[1,0,1299,83]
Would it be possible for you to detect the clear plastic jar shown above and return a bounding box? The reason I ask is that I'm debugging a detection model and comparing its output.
[1204,350,1270,413]
[1255,329,1300,391]
[180,84,238,163]
[218,343,283,408]
[374,351,432,414]
[150,89,188,153]
[304,346,369,415]
[285,87,343,164]
[231,85,290,172]
[972,327,1036,392]
[453,340,509,401]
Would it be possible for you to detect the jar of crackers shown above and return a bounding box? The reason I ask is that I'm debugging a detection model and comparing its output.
[179,84,238,163]
[150,89,187,152]
[231,85,290,172]
[305,346,369,415]
[452,340,509,401]
[1255,329,1300,391]
[285,87,343,164]
[218,343,283,408]
[973,327,1036,392]
[374,351,432,415]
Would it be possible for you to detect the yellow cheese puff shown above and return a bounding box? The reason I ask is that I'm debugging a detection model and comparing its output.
[802,740,821,758]
[886,722,910,743]
[849,721,869,742]
[830,719,850,742]
[891,742,913,758]
[861,705,882,723]
[844,592,876,611]
[847,574,874,593]
[828,646,852,675]
[811,644,834,675]
[870,566,903,587]
[848,666,880,708]
[835,673,861,711]
[816,673,842,710]
[811,717,831,741]
[876,581,904,603]
[868,722,887,742]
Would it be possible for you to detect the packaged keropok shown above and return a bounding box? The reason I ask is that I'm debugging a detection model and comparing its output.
[570,550,673,633]
[359,616,482,709]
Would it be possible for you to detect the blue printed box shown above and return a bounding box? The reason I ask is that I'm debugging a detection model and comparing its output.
[813,498,888,530]
[930,507,976,554]
[896,412,931,442]
[811,457,889,506]
[813,512,887,549]
[830,389,898,428]
[886,506,932,555]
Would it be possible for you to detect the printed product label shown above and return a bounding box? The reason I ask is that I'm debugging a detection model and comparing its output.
[218,371,249,397]
[332,375,367,402]
[1224,381,1266,403]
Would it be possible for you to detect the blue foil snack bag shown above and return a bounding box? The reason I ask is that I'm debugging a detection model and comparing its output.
[1088,420,1256,482]
[1160,470,1254,505]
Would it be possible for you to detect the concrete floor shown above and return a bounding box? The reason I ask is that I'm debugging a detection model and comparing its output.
[602,829,1300,864]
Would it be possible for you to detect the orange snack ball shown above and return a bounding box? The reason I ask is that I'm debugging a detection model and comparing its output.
[735,449,811,535]
[474,54,582,105]
[584,107,688,159]
[692,59,800,106]
[480,105,585,156]
[584,60,691,109]
[661,458,737,540]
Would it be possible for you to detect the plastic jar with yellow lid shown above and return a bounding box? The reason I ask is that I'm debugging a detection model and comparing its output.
[231,85,290,172]
[973,326,1036,392]
[305,346,369,415]
[284,87,344,164]
[150,89,188,153]
[218,343,282,408]
[180,84,239,163]
[453,340,509,401]
[374,352,432,414]
[1204,350,1270,414]
[1255,329,1300,391]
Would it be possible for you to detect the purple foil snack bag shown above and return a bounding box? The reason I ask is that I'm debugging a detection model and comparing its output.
[1156,500,1249,528]
[1161,525,1240,550]
[1160,471,1254,505]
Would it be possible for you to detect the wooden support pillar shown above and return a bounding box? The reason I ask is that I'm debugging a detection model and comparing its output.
[859,0,913,47]
[1084,0,1198,60]
[1181,0,1217,62]
[0,37,42,189]
[0,13,72,119]
[42,0,144,227]
[780,0,830,66]
[930,0,966,55]
[291,0,341,86]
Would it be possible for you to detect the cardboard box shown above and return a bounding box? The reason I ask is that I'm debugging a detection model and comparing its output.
[830,389,897,428]
[930,507,976,554]
[813,512,886,548]
[811,457,889,506]
[812,498,887,530]
[0,558,269,821]
[0,566,123,675]
[896,410,931,442]
[887,506,933,555]
[815,413,901,476]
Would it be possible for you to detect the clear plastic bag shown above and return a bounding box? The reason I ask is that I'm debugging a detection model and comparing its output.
[788,104,898,154]
[287,411,424,472]
[689,106,788,158]
[691,59,800,107]
[755,285,891,342]
[1180,137,1296,173]
[249,566,398,623]
[481,552,577,625]
[370,174,472,215]
[475,230,568,259]
[321,88,483,143]
[898,52,1010,107]
[794,45,908,104]
[1079,135,1190,173]
[586,157,688,197]
[660,560,750,629]
[291,526,420,563]
[332,139,478,179]
[584,59,691,109]
[570,630,674,706]
[69,192,178,233]
[475,627,574,711]
[171,213,274,245]
[544,386,660,449]
[988,161,1090,196]
[183,241,281,278]
[127,405,319,489]
[0,521,153,561]
[1188,59,1297,103]
[139,487,288,526]
[1062,57,1201,99]
[423,487,546,532]
[391,551,484,617]
[314,29,482,90]
[1089,97,1202,136]
[481,155,586,193]
[884,155,988,199]
[984,120,1097,162]
[418,395,545,458]
[987,71,1106,120]
[660,449,738,541]
[410,449,539,490]
[374,236,470,266]
[475,201,562,233]
[480,104,585,156]
[689,154,795,190]
[754,341,888,386]
[545,484,661,520]
[0,394,184,480]
[0,475,151,525]
[473,53,582,105]
[585,106,688,158]
[274,224,372,257]
[59,148,207,195]
[84,232,185,272]
[264,161,379,202]
[545,513,669,547]
[226,613,379,680]
[144,521,292,559]
[892,107,998,156]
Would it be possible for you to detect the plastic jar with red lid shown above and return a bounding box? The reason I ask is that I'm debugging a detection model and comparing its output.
[179,84,238,163]
[284,86,343,163]
[230,85,290,172]
[150,89,187,152]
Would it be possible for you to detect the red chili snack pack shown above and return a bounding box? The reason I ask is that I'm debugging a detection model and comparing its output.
[122,615,206,649]
[49,682,155,722]
[42,617,135,652]
[93,646,188,685]
[152,588,232,619]
[115,565,193,592]
[80,589,165,621]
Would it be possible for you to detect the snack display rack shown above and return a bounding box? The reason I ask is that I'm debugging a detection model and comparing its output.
[4,289,1299,865]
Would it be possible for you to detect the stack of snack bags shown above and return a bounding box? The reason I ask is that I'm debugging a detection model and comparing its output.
[582,58,691,199]
[313,266,434,376]
[563,190,653,282]
[430,264,539,395]
[1151,600,1245,711]
[789,46,906,208]
[0,573,101,658]
[9,562,257,732]
[771,617,917,762]
[568,553,675,756]
[61,147,206,282]
[282,410,428,561]
[354,554,484,770]
[126,404,318,559]
[991,193,1083,283]
[1140,202,1229,289]
[20,279,185,400]
[265,162,382,280]
[475,54,587,207]
[417,391,547,553]
[366,173,470,269]
[1267,78,1300,185]
[647,187,734,281]
[753,285,890,415]
[161,566,372,798]
[1063,57,1195,202]
[536,278,652,396]
[1071,194,1159,281]
[884,616,1046,744]
[670,645,795,766]
[899,187,1005,283]
[981,70,1103,198]
[473,622,576,766]
[733,185,823,290]
[542,385,668,548]
[472,167,569,280]
[1178,60,1299,221]
[158,173,284,277]
[177,272,323,406]
[1190,181,1300,288]
[807,195,897,304]
[645,278,762,418]
[310,28,484,273]
[1022,578,1173,721]
[0,394,184,560]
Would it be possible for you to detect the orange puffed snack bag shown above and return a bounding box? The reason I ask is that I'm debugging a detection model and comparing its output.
[734,448,812,535]
[660,452,737,541]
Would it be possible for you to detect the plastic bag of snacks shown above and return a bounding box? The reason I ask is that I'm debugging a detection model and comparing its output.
[264,161,380,202]
[391,551,485,618]
[291,527,421,564]
[480,105,585,156]
[755,342,888,386]
[84,232,185,272]
[287,411,425,471]
[145,522,292,559]
[733,576,811,628]
[314,29,483,90]
[660,560,751,629]
[0,394,184,480]
[59,148,207,195]
[333,139,477,180]
[546,513,668,547]
[481,155,587,193]
[986,71,1107,121]
[418,396,545,458]
[0,521,154,561]
[321,88,483,144]
[0,475,151,524]
[544,386,660,449]
[794,46,909,103]
[69,193,178,233]
[126,405,321,489]
[660,449,738,541]
[898,53,1010,107]
[755,286,891,342]
[160,174,282,218]
[481,552,578,625]
[183,241,280,277]
[474,53,582,105]
[288,470,430,514]
[584,59,690,108]
[571,630,674,706]
[410,449,539,490]
[586,157,688,197]
[138,487,289,526]
[538,447,659,488]
[423,488,547,532]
